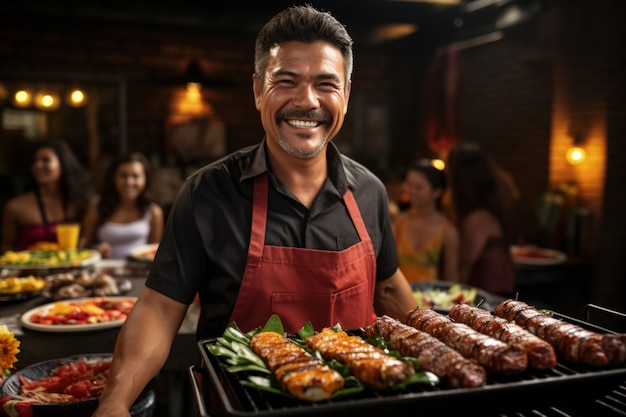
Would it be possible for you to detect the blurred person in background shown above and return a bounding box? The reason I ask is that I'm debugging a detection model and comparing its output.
[446,142,518,296]
[81,152,164,259]
[393,159,459,283]
[1,140,92,252]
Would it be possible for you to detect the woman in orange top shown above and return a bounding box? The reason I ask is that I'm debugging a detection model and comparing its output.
[394,159,459,283]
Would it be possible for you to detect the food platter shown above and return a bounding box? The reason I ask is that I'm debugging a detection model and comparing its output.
[510,245,567,265]
[0,353,155,416]
[129,243,158,263]
[0,249,101,270]
[0,354,112,415]
[20,296,137,332]
[0,275,47,303]
[411,281,503,312]
[42,277,132,300]
[42,270,133,300]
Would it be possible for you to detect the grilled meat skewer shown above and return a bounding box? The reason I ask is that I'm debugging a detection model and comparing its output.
[249,331,344,402]
[404,308,528,374]
[364,315,487,387]
[495,299,626,366]
[305,327,415,390]
[449,303,557,369]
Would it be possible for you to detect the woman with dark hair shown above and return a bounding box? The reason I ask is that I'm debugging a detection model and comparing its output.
[446,142,518,296]
[1,140,92,251]
[81,152,164,259]
[393,159,459,282]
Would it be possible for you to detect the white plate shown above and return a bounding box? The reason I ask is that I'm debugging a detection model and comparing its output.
[20,296,136,332]
[0,249,101,271]
[129,243,158,262]
[510,245,567,265]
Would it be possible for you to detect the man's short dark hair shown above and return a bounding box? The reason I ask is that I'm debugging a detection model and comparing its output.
[254,5,353,83]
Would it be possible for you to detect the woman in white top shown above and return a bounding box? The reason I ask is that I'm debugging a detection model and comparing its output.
[81,152,164,259]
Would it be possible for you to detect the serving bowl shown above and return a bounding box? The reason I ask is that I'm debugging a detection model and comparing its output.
[0,354,154,417]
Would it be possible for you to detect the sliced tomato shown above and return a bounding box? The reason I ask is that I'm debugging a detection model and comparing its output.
[20,375,63,393]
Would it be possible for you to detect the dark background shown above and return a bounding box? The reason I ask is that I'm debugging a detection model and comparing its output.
[1,0,625,322]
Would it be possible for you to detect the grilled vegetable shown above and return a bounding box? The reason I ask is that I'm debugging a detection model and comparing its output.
[249,331,345,402]
[364,315,486,388]
[305,327,415,390]
[404,308,528,374]
[495,299,626,366]
[449,303,557,369]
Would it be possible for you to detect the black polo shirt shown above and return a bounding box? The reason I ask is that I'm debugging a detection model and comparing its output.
[146,139,398,338]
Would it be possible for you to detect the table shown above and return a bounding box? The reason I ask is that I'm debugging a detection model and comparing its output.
[0,276,200,371]
[514,257,592,319]
[0,264,202,417]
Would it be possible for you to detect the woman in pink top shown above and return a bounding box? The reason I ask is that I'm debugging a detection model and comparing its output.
[1,141,92,252]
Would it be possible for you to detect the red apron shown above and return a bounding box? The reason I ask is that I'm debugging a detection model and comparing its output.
[227,174,377,333]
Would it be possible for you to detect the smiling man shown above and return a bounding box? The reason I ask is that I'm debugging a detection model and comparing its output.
[92,6,416,417]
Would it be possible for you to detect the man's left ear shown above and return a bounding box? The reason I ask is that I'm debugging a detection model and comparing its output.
[252,74,263,110]
[343,80,352,114]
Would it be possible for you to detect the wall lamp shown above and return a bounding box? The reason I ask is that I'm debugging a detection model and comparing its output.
[566,132,586,165]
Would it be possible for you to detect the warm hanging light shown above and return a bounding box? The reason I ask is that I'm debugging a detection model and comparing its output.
[431,159,446,170]
[34,91,60,110]
[67,88,87,107]
[566,146,586,165]
[566,132,586,165]
[13,89,32,108]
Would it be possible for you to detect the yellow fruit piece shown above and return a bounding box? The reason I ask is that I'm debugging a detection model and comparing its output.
[50,302,80,316]
[81,303,105,316]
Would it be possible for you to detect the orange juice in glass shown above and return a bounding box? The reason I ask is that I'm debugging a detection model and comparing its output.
[56,223,80,250]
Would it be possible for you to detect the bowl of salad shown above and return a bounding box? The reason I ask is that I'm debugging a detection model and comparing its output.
[410,281,504,313]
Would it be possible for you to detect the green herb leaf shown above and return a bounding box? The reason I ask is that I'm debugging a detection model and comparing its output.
[261,314,284,335]
[246,375,274,388]
[225,364,271,374]
[297,321,315,340]
[394,371,439,389]
[223,326,252,345]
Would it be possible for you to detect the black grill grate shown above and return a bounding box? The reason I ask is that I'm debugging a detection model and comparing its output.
[191,304,626,417]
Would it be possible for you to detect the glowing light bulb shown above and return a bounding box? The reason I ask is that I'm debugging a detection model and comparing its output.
[566,146,586,165]
[34,92,60,110]
[70,89,84,104]
[431,159,446,170]
[41,94,54,107]
[14,90,32,107]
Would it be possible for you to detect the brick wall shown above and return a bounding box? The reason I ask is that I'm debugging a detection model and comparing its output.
[1,1,625,313]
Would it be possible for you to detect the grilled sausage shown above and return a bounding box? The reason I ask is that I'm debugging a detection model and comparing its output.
[305,327,415,390]
[249,331,344,402]
[364,315,487,388]
[404,308,528,374]
[495,299,626,366]
[449,303,557,369]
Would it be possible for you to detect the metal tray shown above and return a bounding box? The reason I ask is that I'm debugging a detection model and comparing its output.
[194,322,626,416]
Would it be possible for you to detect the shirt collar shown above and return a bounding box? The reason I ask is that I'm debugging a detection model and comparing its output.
[239,138,356,196]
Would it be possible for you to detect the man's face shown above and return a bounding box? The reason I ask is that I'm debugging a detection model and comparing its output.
[253,40,351,159]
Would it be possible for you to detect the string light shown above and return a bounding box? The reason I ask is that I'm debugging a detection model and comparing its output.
[13,90,32,108]
[34,91,60,110]
[66,88,87,107]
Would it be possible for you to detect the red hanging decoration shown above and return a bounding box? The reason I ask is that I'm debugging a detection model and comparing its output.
[421,43,464,153]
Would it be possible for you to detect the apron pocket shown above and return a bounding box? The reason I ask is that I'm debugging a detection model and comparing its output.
[271,281,371,332]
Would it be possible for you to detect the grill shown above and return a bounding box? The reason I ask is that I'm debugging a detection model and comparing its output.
[189,304,626,417]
